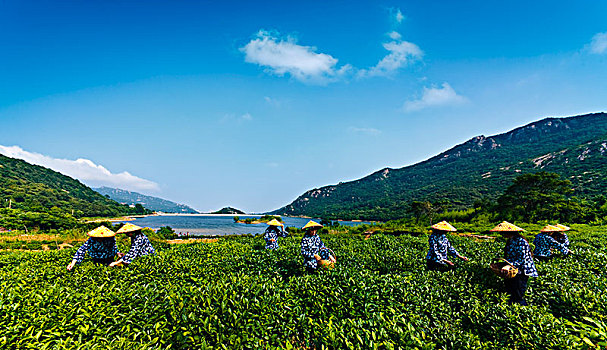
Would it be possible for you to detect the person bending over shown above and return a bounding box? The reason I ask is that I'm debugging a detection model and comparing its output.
[264,219,288,250]
[109,223,155,267]
[533,225,569,261]
[67,226,123,270]
[425,221,468,271]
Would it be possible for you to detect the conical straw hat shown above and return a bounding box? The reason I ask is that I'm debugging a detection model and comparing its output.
[489,221,525,232]
[431,221,457,232]
[302,220,323,230]
[116,223,143,234]
[87,226,116,238]
[267,219,284,227]
[540,225,561,233]
[554,223,571,231]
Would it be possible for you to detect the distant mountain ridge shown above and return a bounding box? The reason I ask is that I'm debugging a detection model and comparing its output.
[0,154,135,217]
[94,187,199,214]
[273,112,607,220]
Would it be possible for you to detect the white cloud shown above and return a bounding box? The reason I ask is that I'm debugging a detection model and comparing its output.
[358,32,423,78]
[220,113,253,124]
[348,127,382,136]
[243,14,422,83]
[240,30,351,84]
[395,9,404,23]
[403,83,467,112]
[388,31,402,40]
[589,32,607,54]
[0,145,159,192]
[264,96,280,107]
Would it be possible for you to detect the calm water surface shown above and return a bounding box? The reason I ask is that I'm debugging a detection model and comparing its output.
[123,215,371,236]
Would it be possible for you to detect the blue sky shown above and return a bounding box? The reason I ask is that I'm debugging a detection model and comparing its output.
[1,0,606,212]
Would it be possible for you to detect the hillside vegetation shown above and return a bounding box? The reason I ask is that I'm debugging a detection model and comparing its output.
[211,207,245,215]
[275,113,607,220]
[0,154,143,218]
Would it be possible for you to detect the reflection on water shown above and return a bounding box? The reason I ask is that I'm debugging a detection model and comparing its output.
[123,215,370,236]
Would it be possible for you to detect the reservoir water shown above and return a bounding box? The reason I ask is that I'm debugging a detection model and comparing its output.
[123,215,371,236]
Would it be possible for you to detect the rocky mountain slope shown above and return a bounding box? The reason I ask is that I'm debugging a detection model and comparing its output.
[273,113,607,220]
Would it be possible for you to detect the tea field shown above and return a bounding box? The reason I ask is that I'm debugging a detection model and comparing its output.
[1,226,607,349]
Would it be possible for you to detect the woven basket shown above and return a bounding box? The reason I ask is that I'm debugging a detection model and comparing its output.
[319,248,336,270]
[490,260,518,279]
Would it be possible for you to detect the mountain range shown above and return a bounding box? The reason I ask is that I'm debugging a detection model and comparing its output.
[94,187,199,214]
[272,112,607,220]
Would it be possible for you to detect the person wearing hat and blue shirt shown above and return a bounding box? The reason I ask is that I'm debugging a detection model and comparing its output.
[67,226,123,270]
[264,218,288,250]
[109,223,155,267]
[533,225,570,261]
[300,220,335,272]
[425,221,468,271]
[490,221,538,306]
[553,223,571,250]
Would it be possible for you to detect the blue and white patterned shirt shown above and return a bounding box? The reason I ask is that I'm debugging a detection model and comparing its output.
[553,233,570,249]
[426,233,459,264]
[122,233,155,264]
[533,232,569,257]
[264,226,288,250]
[504,235,538,277]
[301,233,327,269]
[73,237,120,263]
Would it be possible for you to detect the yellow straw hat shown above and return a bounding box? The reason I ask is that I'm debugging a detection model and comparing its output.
[266,219,284,227]
[87,226,116,238]
[116,223,143,234]
[540,224,561,233]
[430,221,457,232]
[554,224,571,231]
[302,220,323,230]
[489,221,525,232]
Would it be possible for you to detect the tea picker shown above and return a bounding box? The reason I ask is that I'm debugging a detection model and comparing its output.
[552,223,571,250]
[300,220,336,273]
[67,226,123,270]
[264,218,288,250]
[425,221,469,271]
[109,223,156,267]
[489,221,538,306]
[533,225,570,261]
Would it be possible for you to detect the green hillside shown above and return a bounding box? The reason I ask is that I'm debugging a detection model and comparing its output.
[0,154,141,218]
[274,113,607,220]
[211,207,245,214]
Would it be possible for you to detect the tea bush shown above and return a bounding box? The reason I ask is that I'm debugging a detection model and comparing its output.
[1,226,606,349]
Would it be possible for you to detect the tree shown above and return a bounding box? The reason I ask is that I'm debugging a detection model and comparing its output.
[158,226,175,239]
[408,200,449,225]
[496,172,572,222]
[134,203,146,214]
